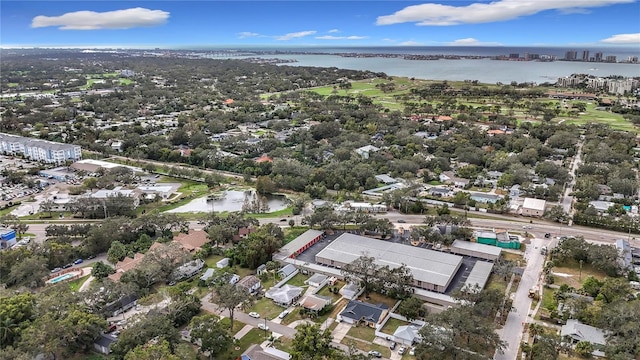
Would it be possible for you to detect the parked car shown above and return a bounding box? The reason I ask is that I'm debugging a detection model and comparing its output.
[106,324,117,333]
[399,346,407,355]
[258,323,269,331]
[62,263,73,269]
[249,312,260,318]
[368,350,382,358]
[74,258,83,265]
[50,267,62,274]
[397,219,406,223]
[278,310,289,319]
[389,342,396,350]
[409,347,416,356]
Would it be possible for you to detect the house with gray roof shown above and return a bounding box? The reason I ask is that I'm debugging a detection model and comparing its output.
[338,300,388,327]
[561,320,606,357]
[265,284,303,306]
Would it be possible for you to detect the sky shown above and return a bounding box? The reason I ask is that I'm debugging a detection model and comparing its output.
[1,0,640,48]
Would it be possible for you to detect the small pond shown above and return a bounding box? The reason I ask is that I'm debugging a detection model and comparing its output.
[167,189,288,213]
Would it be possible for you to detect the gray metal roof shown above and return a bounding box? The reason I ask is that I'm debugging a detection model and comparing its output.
[279,230,324,257]
[451,240,502,257]
[316,233,463,287]
[463,261,494,291]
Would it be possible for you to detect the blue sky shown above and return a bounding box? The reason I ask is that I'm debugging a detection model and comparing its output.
[1,1,639,48]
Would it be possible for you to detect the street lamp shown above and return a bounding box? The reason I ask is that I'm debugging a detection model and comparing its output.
[263,317,268,339]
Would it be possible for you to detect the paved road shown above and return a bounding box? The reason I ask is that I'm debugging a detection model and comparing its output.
[562,140,583,219]
[495,237,547,360]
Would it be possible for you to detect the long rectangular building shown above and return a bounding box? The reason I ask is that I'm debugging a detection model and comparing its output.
[315,233,463,293]
[0,133,81,164]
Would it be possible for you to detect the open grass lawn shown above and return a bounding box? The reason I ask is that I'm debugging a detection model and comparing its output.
[486,274,509,296]
[280,307,303,325]
[245,207,293,219]
[316,281,344,303]
[560,101,636,132]
[218,328,265,360]
[380,317,411,335]
[249,297,286,320]
[219,317,246,335]
[204,254,225,268]
[552,260,608,289]
[541,287,556,312]
[284,227,310,244]
[68,274,90,292]
[0,204,19,216]
[346,325,377,342]
[358,292,398,309]
[285,273,310,287]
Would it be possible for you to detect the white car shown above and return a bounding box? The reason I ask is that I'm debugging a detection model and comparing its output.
[258,323,269,331]
[278,310,289,319]
[248,312,260,318]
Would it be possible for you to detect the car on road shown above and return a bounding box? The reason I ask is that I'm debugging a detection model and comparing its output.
[397,219,406,223]
[389,342,396,350]
[62,263,73,269]
[116,320,127,326]
[50,267,62,274]
[368,350,382,358]
[398,346,407,355]
[249,312,260,318]
[258,323,269,331]
[278,310,289,319]
[522,225,532,229]
[74,258,83,265]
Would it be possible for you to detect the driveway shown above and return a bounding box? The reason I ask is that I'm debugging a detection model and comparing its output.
[494,237,546,360]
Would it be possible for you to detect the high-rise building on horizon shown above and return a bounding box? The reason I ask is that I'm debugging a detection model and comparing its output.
[606,55,617,63]
[582,50,590,61]
[595,52,603,62]
[564,50,578,60]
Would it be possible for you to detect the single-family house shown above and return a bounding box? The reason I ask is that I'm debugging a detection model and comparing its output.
[394,325,422,345]
[265,285,303,306]
[278,264,298,279]
[103,293,138,317]
[305,273,328,287]
[173,230,208,252]
[256,264,267,276]
[171,259,205,281]
[588,200,615,215]
[338,300,389,327]
[301,294,333,312]
[510,184,521,198]
[237,275,261,294]
[470,193,501,204]
[242,344,291,360]
[429,187,451,197]
[561,320,606,357]
[355,145,380,159]
[94,334,118,355]
[439,171,469,188]
[375,174,397,184]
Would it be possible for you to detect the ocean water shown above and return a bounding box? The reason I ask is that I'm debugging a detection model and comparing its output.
[257,54,640,84]
[198,46,640,83]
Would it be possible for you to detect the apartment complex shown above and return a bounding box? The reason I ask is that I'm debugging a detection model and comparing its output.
[0,133,81,164]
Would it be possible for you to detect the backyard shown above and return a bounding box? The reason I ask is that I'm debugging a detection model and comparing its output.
[551,261,608,289]
[358,292,399,309]
[380,317,411,335]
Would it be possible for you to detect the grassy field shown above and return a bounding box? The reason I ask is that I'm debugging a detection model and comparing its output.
[346,325,376,342]
[552,260,608,288]
[344,339,391,359]
[561,102,635,132]
[486,274,509,296]
[541,287,556,312]
[358,292,398,309]
[218,328,265,360]
[285,273,310,287]
[380,317,411,335]
[316,280,344,303]
[0,204,19,216]
[248,297,287,320]
[68,275,91,292]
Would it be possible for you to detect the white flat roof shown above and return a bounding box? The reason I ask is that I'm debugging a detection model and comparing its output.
[279,230,324,257]
[451,239,502,257]
[74,159,142,172]
[316,233,463,288]
[463,261,494,290]
[523,197,546,211]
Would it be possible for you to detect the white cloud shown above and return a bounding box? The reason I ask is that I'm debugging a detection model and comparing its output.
[382,38,397,42]
[237,32,261,39]
[448,38,502,46]
[601,33,640,44]
[315,35,368,40]
[31,7,169,30]
[275,31,317,41]
[376,0,633,26]
[328,29,340,33]
[398,40,424,46]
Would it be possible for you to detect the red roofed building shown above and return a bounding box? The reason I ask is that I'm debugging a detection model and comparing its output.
[437,115,453,121]
[173,230,209,252]
[255,154,273,163]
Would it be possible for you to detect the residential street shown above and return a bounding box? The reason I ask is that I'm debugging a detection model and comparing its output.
[494,236,547,360]
[562,140,584,220]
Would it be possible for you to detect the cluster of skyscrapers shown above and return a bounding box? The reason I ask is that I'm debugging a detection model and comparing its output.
[563,50,638,64]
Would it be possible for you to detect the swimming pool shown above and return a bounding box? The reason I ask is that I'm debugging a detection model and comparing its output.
[49,273,75,284]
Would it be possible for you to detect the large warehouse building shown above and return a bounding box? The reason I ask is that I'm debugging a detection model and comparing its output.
[315,233,463,293]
